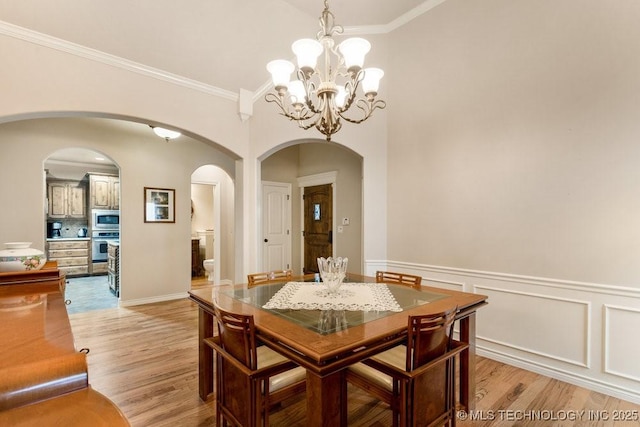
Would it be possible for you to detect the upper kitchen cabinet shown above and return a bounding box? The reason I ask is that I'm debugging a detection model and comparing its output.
[88,173,120,210]
[47,180,87,219]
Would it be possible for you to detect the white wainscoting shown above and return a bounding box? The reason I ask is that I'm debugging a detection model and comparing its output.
[365,260,640,404]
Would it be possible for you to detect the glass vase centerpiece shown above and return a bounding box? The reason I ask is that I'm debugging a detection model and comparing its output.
[317,256,348,295]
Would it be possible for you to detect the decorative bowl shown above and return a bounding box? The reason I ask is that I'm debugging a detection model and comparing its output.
[0,242,46,272]
[317,256,348,295]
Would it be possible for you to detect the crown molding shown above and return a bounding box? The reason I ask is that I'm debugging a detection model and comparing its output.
[0,20,238,102]
[1,0,447,106]
[344,0,448,35]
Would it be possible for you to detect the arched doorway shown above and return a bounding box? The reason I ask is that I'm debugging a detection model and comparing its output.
[44,147,120,313]
[260,141,364,274]
[0,115,241,305]
[191,164,235,285]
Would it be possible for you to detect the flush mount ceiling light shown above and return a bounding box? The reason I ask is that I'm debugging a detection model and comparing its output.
[151,126,181,142]
[265,0,386,142]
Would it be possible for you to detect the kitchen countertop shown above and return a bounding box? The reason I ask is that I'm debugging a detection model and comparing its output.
[46,237,91,241]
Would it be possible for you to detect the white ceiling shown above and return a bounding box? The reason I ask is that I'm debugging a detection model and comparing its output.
[0,0,436,94]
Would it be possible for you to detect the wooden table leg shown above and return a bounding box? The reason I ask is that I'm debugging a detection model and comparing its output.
[459,312,477,411]
[198,308,214,401]
[306,369,344,427]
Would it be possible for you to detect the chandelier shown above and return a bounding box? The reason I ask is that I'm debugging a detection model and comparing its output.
[265,0,386,142]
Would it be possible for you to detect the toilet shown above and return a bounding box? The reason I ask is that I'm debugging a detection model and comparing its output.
[197,230,215,282]
[203,259,215,282]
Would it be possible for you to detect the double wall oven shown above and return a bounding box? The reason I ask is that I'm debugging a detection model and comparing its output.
[91,209,119,262]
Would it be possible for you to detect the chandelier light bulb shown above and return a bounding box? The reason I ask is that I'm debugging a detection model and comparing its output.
[287,80,307,105]
[267,60,295,91]
[361,68,384,96]
[292,39,323,73]
[338,38,371,73]
[335,85,347,108]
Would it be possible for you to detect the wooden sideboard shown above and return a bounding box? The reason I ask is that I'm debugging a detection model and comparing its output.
[0,262,129,425]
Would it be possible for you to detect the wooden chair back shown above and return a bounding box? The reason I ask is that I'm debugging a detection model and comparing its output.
[345,306,461,427]
[247,269,292,286]
[209,302,306,427]
[213,303,258,369]
[407,307,456,370]
[375,271,422,287]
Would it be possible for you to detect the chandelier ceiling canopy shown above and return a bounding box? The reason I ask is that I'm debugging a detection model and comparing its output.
[265,0,386,142]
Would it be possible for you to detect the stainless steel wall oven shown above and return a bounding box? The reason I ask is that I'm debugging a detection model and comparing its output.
[92,230,119,262]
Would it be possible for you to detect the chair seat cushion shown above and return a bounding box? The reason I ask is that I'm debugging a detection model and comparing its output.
[256,346,306,392]
[347,345,407,391]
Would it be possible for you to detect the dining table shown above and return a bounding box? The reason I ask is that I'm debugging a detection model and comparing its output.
[188,274,488,427]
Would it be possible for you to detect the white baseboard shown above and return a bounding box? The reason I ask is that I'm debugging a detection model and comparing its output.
[119,292,188,307]
[479,347,640,405]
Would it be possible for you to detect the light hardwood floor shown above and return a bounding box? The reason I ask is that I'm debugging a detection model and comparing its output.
[68,283,640,427]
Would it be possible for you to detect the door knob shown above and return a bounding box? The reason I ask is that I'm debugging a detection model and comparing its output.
[264,238,269,242]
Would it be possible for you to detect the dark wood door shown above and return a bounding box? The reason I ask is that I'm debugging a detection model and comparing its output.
[303,184,333,273]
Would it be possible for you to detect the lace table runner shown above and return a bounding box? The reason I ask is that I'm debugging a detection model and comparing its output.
[262,282,402,312]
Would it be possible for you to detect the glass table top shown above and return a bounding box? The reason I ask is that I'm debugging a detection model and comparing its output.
[221,277,449,335]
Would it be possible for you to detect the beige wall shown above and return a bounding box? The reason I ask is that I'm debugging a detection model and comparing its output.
[386,0,640,287]
[190,183,215,233]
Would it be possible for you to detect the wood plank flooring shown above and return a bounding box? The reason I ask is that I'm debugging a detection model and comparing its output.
[67,283,640,426]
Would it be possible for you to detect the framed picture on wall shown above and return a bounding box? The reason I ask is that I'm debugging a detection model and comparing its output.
[144,187,175,223]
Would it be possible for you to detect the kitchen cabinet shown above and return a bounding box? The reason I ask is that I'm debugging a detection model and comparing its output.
[46,239,90,276]
[107,241,119,297]
[92,262,108,275]
[88,174,120,210]
[47,180,87,219]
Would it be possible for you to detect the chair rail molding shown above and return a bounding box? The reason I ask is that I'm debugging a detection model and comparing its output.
[365,259,640,405]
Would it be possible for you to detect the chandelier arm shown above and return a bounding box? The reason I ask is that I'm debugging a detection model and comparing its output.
[265,93,318,122]
[299,75,323,115]
[338,99,387,125]
[335,74,361,114]
[298,118,322,131]
[330,68,363,114]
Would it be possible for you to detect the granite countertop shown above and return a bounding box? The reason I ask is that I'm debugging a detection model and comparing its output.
[46,237,91,241]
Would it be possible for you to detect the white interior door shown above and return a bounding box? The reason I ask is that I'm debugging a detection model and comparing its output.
[262,182,291,271]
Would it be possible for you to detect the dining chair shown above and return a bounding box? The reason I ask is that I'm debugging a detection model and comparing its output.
[376,271,423,288]
[247,269,293,286]
[344,307,466,427]
[205,302,306,427]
